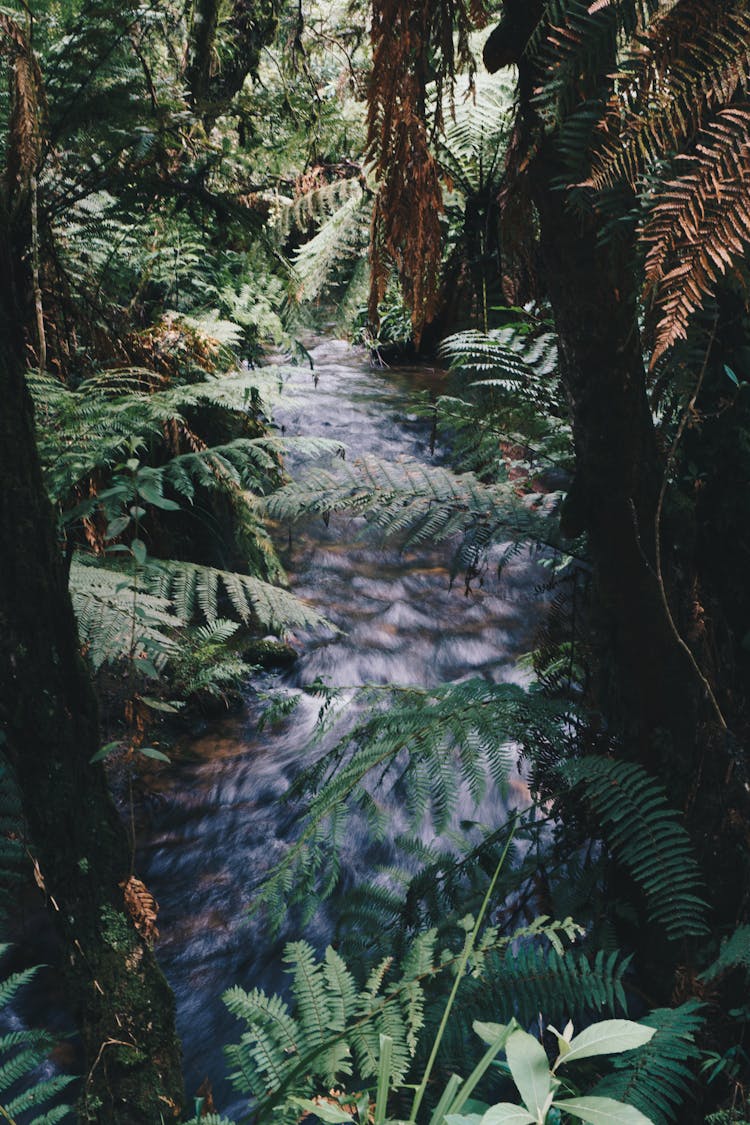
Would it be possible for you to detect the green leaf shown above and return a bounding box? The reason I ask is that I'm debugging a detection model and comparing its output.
[724,364,740,386]
[288,1097,354,1123]
[446,1116,484,1125]
[140,697,184,713]
[137,747,171,763]
[505,1029,553,1120]
[89,740,121,764]
[131,538,147,566]
[474,1022,511,1046]
[105,515,131,540]
[480,1106,536,1125]
[557,1022,655,1068]
[133,657,159,679]
[552,1096,654,1124]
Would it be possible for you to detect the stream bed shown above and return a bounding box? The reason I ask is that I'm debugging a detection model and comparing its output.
[138,339,545,1111]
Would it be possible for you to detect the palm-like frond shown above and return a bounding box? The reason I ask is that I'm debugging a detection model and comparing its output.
[251,679,564,927]
[566,758,710,940]
[266,452,556,583]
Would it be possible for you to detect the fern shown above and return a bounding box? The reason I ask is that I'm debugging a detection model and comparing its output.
[70,553,326,672]
[566,758,710,940]
[251,679,565,928]
[591,999,705,1125]
[700,925,750,984]
[0,954,74,1124]
[146,559,326,634]
[223,934,437,1122]
[265,454,557,583]
[69,557,180,672]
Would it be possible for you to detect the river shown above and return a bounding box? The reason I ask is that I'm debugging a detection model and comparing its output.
[137,339,544,1114]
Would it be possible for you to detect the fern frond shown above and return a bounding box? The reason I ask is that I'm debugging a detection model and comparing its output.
[147,560,326,634]
[69,557,180,671]
[588,0,750,191]
[591,999,705,1124]
[266,453,555,581]
[566,758,710,939]
[0,956,74,1122]
[701,925,750,984]
[252,680,564,929]
[641,106,750,362]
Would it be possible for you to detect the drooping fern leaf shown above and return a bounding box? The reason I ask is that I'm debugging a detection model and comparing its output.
[251,680,564,929]
[0,953,75,1123]
[566,758,710,940]
[265,453,557,583]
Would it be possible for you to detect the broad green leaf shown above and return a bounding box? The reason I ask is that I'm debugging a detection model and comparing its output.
[505,1030,553,1120]
[288,1097,354,1123]
[557,1021,655,1067]
[137,746,171,763]
[553,1096,654,1124]
[445,1115,483,1125]
[89,740,121,763]
[131,538,147,566]
[474,1021,511,1046]
[480,1105,536,1125]
[105,515,130,540]
[140,696,184,713]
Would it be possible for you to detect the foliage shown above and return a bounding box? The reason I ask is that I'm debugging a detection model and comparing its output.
[564,758,709,941]
[0,954,74,1124]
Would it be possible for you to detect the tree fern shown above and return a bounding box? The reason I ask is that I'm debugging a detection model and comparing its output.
[566,758,710,940]
[265,454,557,583]
[0,954,74,1124]
[146,558,326,634]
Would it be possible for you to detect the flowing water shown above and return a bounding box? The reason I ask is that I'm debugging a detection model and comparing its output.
[135,339,545,1112]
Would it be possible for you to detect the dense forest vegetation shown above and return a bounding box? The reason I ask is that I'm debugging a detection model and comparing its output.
[1,1,749,1123]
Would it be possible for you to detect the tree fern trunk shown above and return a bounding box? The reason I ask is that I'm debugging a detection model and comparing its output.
[0,201,185,1122]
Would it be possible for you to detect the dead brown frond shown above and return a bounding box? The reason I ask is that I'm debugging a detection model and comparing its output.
[643,105,750,361]
[366,0,486,345]
[120,875,160,942]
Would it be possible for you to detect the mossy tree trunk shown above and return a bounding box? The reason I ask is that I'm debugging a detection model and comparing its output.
[0,192,185,1121]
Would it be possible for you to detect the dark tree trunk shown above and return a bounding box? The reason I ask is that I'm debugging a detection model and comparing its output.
[485,1,750,965]
[0,200,185,1121]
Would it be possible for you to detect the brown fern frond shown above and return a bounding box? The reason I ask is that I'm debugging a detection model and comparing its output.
[644,105,750,362]
[366,0,486,344]
[587,0,750,191]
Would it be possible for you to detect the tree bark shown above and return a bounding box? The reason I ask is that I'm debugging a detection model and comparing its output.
[0,196,185,1121]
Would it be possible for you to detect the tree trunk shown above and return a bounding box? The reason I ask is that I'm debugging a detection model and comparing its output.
[0,201,185,1122]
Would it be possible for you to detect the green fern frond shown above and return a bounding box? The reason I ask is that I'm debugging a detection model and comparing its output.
[291,187,371,305]
[224,936,434,1122]
[566,758,710,940]
[252,680,563,929]
[701,925,750,984]
[0,955,74,1123]
[69,558,180,672]
[265,453,555,580]
[147,560,325,634]
[591,999,705,1124]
